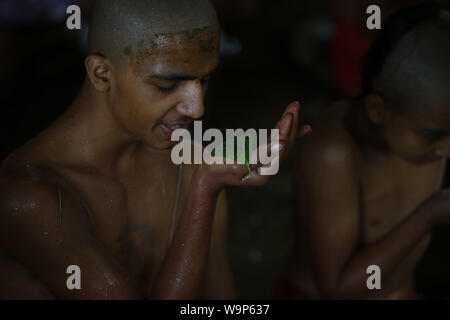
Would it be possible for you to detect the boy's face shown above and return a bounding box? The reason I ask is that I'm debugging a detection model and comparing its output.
[381,107,450,163]
[109,30,220,150]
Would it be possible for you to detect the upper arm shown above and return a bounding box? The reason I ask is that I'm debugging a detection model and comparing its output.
[295,129,361,296]
[0,176,140,299]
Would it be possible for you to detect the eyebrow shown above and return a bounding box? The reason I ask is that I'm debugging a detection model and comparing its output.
[151,68,217,82]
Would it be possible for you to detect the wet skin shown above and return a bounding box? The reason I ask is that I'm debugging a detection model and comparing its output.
[0,28,309,299]
[283,98,450,299]
[110,30,221,151]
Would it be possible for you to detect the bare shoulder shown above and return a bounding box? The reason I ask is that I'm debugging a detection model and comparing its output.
[298,99,359,163]
[0,163,139,299]
[294,108,361,221]
[296,124,359,173]
[0,163,91,250]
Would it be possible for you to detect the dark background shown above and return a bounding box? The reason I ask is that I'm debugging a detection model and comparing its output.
[1,0,450,299]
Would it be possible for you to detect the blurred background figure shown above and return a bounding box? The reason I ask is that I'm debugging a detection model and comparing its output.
[1,0,450,299]
[331,0,378,97]
[210,0,264,56]
[293,0,450,98]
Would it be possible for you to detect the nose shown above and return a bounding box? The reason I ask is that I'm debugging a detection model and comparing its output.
[175,81,205,119]
[438,148,450,158]
[435,140,450,158]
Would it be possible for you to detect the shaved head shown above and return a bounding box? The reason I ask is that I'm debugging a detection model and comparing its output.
[372,10,450,113]
[88,0,220,65]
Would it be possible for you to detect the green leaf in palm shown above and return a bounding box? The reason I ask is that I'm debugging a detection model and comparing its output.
[214,135,255,176]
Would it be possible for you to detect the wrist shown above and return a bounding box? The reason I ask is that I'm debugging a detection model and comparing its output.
[192,165,223,198]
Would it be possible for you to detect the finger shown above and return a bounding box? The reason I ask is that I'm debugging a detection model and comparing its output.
[233,163,253,178]
[288,102,301,144]
[246,142,277,179]
[244,149,282,182]
[247,158,269,177]
[249,142,284,169]
[296,125,312,139]
[241,171,270,186]
[242,156,268,181]
[274,101,299,130]
[278,113,293,146]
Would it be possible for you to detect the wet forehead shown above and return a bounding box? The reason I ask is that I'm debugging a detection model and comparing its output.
[125,27,219,58]
[127,28,220,77]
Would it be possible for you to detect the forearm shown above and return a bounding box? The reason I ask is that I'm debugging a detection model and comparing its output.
[150,171,220,299]
[327,206,433,298]
[200,254,236,299]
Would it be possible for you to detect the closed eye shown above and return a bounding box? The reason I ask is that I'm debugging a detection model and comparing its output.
[419,129,449,142]
[156,85,177,93]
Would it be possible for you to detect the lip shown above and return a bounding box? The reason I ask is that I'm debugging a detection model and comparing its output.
[425,155,444,162]
[413,154,444,164]
[158,122,191,139]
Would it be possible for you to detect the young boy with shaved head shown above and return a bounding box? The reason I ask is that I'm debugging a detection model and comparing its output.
[0,0,309,299]
[279,3,450,299]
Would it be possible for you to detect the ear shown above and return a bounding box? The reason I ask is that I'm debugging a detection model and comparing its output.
[364,93,391,125]
[85,54,112,92]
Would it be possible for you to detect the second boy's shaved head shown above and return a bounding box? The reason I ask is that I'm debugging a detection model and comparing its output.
[88,0,220,65]
[373,11,450,113]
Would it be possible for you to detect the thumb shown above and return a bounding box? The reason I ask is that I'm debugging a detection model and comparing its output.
[296,125,312,140]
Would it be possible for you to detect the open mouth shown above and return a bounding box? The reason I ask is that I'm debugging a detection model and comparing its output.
[158,123,190,139]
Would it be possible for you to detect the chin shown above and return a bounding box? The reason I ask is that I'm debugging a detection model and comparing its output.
[162,141,179,150]
[149,139,178,151]
[138,130,176,151]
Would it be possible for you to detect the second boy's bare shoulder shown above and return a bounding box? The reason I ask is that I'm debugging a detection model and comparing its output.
[296,101,360,174]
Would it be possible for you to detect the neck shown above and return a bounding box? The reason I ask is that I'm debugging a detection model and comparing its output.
[42,80,143,176]
[346,99,390,160]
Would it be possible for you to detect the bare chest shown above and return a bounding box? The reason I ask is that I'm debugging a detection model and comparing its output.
[360,158,445,243]
[58,165,186,293]
[358,158,446,288]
